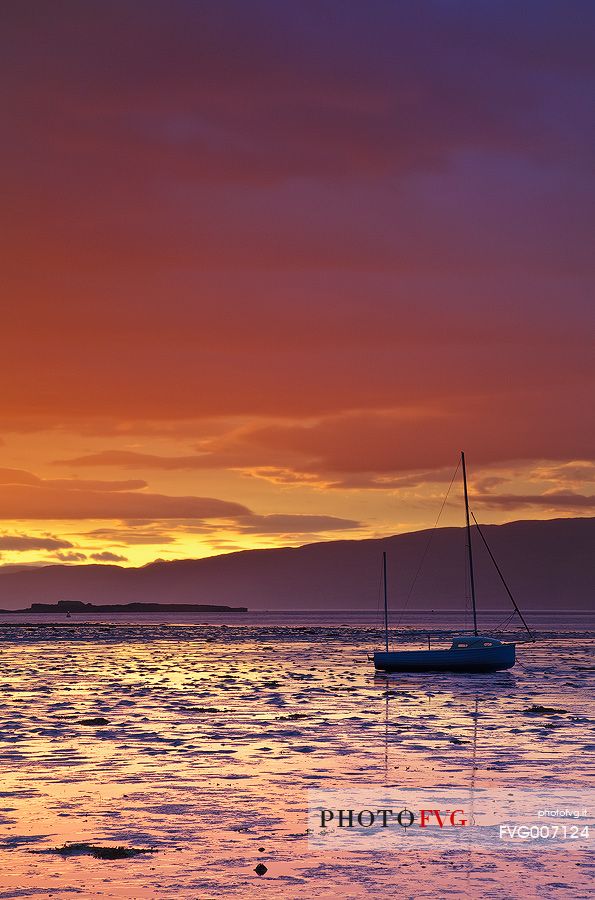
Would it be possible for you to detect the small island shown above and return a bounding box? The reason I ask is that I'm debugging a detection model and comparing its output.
[1,600,248,613]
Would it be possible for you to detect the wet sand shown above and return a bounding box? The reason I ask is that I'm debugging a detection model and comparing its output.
[0,622,593,898]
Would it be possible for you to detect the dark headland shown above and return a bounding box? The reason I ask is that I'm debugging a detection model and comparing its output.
[0,600,247,614]
[0,517,592,612]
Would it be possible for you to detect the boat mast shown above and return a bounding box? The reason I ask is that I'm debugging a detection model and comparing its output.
[383,550,389,652]
[461,451,478,636]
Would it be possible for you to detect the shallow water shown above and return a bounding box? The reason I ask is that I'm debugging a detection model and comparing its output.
[0,619,593,898]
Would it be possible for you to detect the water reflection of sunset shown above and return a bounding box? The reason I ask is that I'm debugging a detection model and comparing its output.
[0,626,592,896]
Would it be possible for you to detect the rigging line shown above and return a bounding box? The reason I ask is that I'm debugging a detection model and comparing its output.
[470,511,535,642]
[395,460,462,630]
[493,611,516,633]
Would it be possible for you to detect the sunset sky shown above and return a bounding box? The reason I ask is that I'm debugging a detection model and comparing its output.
[1,1,594,567]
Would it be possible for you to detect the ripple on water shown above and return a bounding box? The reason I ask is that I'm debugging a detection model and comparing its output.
[0,625,591,898]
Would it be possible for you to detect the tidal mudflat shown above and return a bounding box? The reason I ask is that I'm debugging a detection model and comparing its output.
[0,620,592,898]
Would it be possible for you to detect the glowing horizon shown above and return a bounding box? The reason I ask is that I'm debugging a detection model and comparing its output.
[0,3,593,569]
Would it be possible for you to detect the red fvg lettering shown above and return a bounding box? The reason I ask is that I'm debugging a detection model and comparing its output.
[420,809,443,828]
[419,809,468,827]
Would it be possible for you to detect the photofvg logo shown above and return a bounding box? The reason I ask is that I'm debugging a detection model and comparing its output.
[308,789,475,849]
[319,807,469,829]
[308,789,594,850]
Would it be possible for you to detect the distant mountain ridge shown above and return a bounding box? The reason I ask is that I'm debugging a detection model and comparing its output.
[0,517,592,612]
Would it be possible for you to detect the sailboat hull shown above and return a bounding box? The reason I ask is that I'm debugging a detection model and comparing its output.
[373,643,515,673]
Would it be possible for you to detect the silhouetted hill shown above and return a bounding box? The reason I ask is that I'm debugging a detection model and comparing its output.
[0,517,592,612]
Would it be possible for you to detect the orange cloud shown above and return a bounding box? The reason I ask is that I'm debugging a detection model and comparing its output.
[90,551,128,563]
[0,470,249,520]
[54,407,595,489]
[473,491,595,512]
[0,533,74,551]
[232,514,360,534]
[0,469,361,539]
[54,551,87,562]
[86,527,177,546]
[55,451,217,470]
[0,468,146,491]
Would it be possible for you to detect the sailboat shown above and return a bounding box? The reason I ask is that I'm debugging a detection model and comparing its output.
[372,451,533,674]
